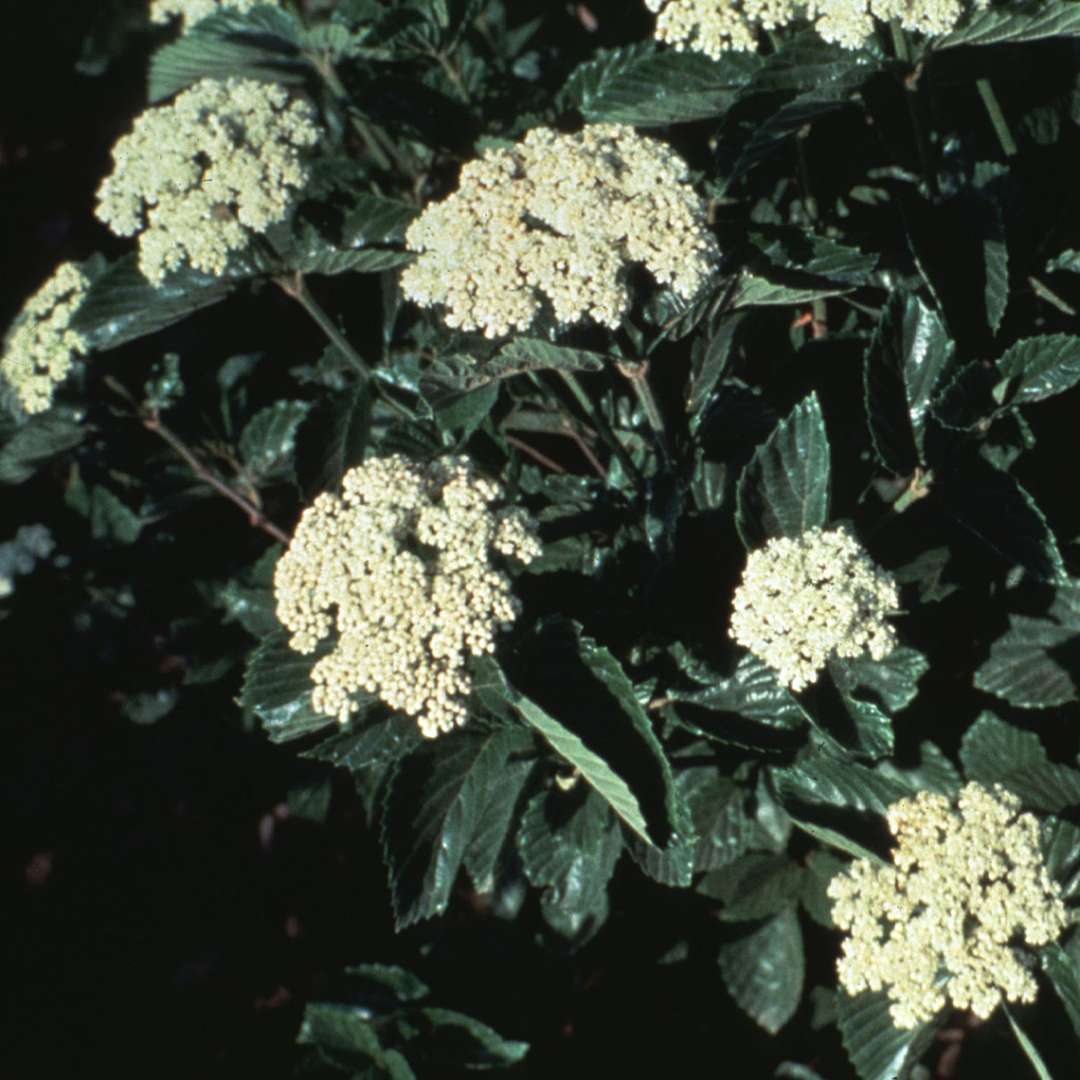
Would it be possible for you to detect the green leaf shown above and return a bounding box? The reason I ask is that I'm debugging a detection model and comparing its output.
[1041,943,1080,1042]
[562,42,764,127]
[668,654,806,730]
[0,414,84,485]
[462,748,535,894]
[774,753,911,815]
[491,338,606,381]
[700,853,805,921]
[419,363,499,439]
[876,741,962,799]
[934,0,1080,50]
[238,630,339,742]
[408,1008,529,1069]
[295,380,372,498]
[343,194,418,247]
[1003,1006,1053,1080]
[788,816,883,864]
[1047,249,1080,275]
[72,255,236,352]
[836,990,936,1080]
[381,728,527,929]
[303,713,421,775]
[148,6,309,102]
[836,646,929,715]
[959,712,1080,813]
[863,292,954,473]
[718,908,804,1035]
[733,236,877,308]
[344,963,430,1004]
[1042,818,1080,901]
[298,1002,415,1078]
[944,452,1065,583]
[239,400,311,484]
[736,392,830,550]
[975,581,1080,708]
[993,334,1080,408]
[88,486,144,544]
[517,788,622,939]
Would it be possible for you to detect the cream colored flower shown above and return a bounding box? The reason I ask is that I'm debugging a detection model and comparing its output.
[644,0,988,54]
[95,78,320,284]
[729,526,898,691]
[401,124,719,338]
[273,455,541,738]
[149,0,267,30]
[1,262,90,415]
[829,783,1070,1029]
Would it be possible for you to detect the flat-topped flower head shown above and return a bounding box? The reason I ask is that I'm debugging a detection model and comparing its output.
[644,0,988,54]
[1,262,90,415]
[273,455,542,738]
[95,78,320,284]
[401,124,720,338]
[149,0,267,30]
[729,526,898,691]
[829,783,1070,1029]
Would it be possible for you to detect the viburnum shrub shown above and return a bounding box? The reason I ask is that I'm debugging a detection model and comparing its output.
[9,1,1080,1076]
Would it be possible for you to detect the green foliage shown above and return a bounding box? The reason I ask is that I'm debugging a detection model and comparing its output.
[12,0,1080,1076]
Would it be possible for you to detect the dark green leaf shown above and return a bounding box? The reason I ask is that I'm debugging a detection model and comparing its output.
[88,486,144,544]
[73,255,236,352]
[343,194,418,247]
[993,334,1080,407]
[480,657,651,843]
[562,42,764,127]
[408,1008,528,1069]
[0,414,85,485]
[934,0,1080,50]
[295,380,372,498]
[700,853,805,921]
[836,990,936,1080]
[975,581,1080,707]
[518,788,622,939]
[718,908,804,1034]
[239,400,311,483]
[773,752,911,815]
[837,646,929,715]
[303,713,421,775]
[1042,819,1080,901]
[668,654,806,730]
[736,392,830,549]
[959,711,1080,813]
[148,6,309,102]
[381,728,525,929]
[1041,943,1080,1042]
[492,338,606,381]
[944,452,1065,583]
[144,353,184,412]
[863,292,954,473]
[238,630,339,742]
[298,1002,415,1078]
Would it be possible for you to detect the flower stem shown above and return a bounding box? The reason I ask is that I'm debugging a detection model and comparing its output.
[277,272,371,382]
[976,78,1018,158]
[615,357,672,464]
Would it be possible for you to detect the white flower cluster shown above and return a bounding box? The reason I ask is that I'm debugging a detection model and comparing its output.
[95,78,320,284]
[829,783,1070,1029]
[0,525,56,599]
[402,124,720,338]
[729,526,898,691]
[149,0,266,30]
[1,263,90,415]
[273,455,542,738]
[644,0,987,55]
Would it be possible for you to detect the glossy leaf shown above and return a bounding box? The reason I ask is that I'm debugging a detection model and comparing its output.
[294,380,372,498]
[718,908,805,1035]
[1041,943,1080,1042]
[993,334,1080,407]
[381,728,529,929]
[0,414,85,485]
[934,0,1080,50]
[239,399,311,483]
[836,990,936,1080]
[736,392,831,550]
[863,292,953,473]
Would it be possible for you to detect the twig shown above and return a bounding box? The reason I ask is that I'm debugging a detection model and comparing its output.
[505,433,568,474]
[615,357,672,463]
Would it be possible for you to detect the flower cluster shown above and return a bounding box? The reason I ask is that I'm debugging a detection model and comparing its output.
[273,455,542,738]
[402,124,720,338]
[95,78,320,284]
[729,526,898,691]
[149,0,266,30]
[1,263,90,415]
[644,0,987,55]
[829,783,1070,1028]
